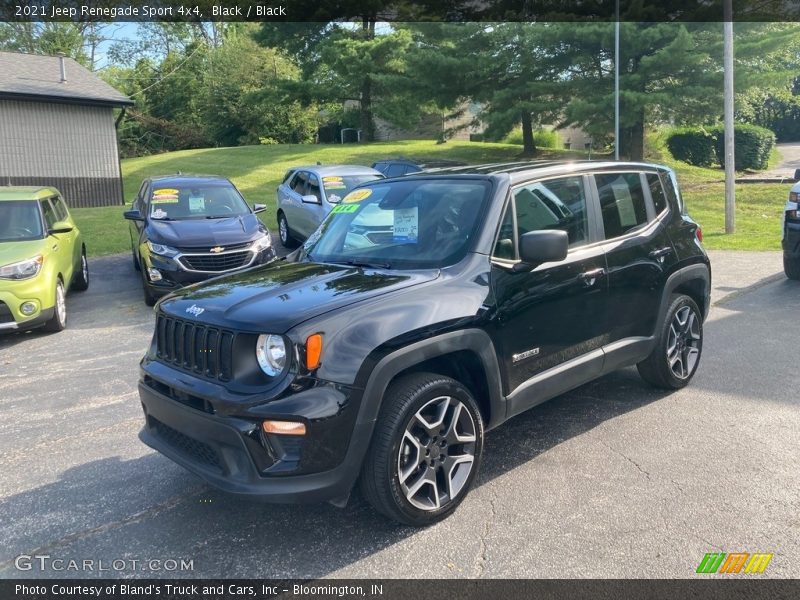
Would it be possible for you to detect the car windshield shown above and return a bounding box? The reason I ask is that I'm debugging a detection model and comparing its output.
[0,201,44,242]
[148,183,250,220]
[320,175,383,203]
[304,178,491,269]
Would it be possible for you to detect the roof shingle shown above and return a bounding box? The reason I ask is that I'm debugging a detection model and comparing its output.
[0,51,133,106]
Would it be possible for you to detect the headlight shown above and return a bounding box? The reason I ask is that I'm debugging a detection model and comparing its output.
[0,255,43,280]
[147,241,179,257]
[256,334,287,376]
[252,232,272,251]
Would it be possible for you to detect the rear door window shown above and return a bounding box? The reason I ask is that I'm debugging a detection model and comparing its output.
[595,173,649,239]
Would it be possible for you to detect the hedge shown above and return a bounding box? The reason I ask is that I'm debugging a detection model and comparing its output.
[666,127,717,167]
[666,124,776,170]
[712,124,776,171]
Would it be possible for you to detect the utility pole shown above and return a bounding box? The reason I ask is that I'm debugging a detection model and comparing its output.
[724,0,735,233]
[614,0,620,161]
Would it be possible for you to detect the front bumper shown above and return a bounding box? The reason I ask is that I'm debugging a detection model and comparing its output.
[137,364,372,503]
[144,247,277,297]
[0,276,55,332]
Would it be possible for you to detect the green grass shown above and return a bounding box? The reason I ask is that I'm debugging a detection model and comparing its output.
[656,150,787,251]
[72,140,594,257]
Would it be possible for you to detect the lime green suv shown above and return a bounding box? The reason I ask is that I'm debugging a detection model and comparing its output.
[0,187,89,333]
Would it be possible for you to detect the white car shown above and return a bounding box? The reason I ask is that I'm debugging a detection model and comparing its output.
[276,165,383,247]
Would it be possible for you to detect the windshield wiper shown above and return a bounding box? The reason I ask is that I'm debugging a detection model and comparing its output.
[343,259,392,270]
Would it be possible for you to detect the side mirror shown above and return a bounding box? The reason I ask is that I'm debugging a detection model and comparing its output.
[123,209,144,222]
[48,220,73,235]
[515,230,568,271]
[253,204,267,214]
[301,194,321,205]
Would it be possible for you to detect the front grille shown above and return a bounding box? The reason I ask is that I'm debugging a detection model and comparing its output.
[150,416,221,470]
[176,240,253,253]
[0,301,13,324]
[179,250,252,272]
[155,314,235,381]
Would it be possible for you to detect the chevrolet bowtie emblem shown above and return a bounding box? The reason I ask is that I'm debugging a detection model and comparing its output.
[210,246,225,253]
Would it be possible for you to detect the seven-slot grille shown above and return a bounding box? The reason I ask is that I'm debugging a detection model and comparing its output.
[156,314,235,381]
[179,250,252,272]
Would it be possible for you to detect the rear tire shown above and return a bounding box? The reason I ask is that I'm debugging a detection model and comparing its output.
[278,212,297,248]
[42,280,67,332]
[784,256,800,280]
[140,255,157,307]
[72,248,89,291]
[637,294,703,390]
[360,373,484,526]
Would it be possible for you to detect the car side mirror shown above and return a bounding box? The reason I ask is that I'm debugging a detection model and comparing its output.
[253,204,266,214]
[515,230,569,272]
[301,194,321,205]
[123,209,144,222]
[48,220,74,235]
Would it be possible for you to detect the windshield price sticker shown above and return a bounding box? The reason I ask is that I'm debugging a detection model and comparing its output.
[331,204,360,214]
[189,196,205,212]
[393,207,419,244]
[342,189,372,203]
[152,189,180,204]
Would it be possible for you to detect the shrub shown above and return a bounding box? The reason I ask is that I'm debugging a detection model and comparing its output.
[666,124,776,171]
[502,127,560,148]
[665,127,717,167]
[712,123,776,171]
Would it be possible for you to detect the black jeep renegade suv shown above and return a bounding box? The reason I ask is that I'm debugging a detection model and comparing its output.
[136,161,710,526]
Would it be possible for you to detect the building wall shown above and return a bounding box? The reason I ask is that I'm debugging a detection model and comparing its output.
[0,99,123,208]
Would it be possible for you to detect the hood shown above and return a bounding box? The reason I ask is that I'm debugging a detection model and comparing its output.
[0,239,47,267]
[159,260,440,333]
[147,214,265,248]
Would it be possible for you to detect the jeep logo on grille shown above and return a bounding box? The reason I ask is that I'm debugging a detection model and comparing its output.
[185,304,205,317]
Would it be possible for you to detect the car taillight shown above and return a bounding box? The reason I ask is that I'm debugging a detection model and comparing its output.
[696,227,703,243]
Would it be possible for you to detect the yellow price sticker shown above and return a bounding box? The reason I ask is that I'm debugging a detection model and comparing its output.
[342,189,372,203]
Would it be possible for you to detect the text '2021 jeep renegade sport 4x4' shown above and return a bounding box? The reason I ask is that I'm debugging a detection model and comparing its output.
[136,162,710,526]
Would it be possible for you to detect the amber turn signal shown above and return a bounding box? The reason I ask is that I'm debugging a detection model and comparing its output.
[262,420,306,436]
[306,333,323,370]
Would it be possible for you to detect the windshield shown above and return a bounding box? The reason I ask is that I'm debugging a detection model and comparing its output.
[148,183,250,220]
[321,175,382,203]
[304,178,491,269]
[0,201,44,242]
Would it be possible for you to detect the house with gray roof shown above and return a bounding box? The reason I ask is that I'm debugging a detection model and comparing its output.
[0,51,133,208]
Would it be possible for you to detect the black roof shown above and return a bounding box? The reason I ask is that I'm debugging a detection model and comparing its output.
[0,51,133,107]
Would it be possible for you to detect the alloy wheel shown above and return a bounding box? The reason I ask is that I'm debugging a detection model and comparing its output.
[666,305,700,379]
[55,282,66,326]
[279,216,288,244]
[396,395,477,511]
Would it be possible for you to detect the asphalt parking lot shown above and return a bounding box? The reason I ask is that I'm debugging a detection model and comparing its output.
[0,250,798,579]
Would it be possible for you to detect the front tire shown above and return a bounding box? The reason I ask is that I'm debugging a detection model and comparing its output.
[360,373,484,526]
[277,212,297,248]
[42,280,67,332]
[637,294,703,389]
[72,248,89,291]
[140,255,157,307]
[784,256,800,280]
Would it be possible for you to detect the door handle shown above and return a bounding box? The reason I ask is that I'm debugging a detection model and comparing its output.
[649,247,672,262]
[579,268,605,286]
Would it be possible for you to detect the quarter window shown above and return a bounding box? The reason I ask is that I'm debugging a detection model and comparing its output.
[40,199,57,229]
[646,173,668,215]
[595,173,648,239]
[513,176,589,248]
